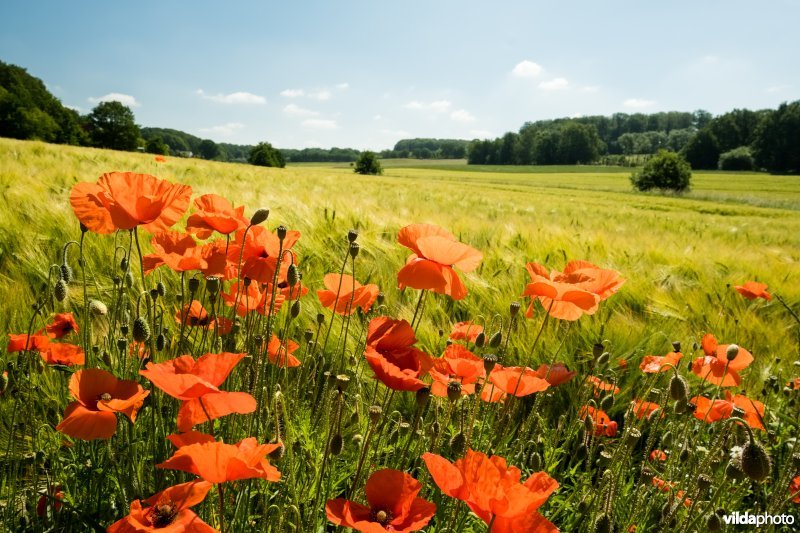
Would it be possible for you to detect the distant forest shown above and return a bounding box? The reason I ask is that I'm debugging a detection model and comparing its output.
[2,60,798,172]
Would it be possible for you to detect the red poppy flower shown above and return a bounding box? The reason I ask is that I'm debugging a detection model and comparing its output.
[230,226,300,284]
[580,405,617,437]
[396,223,482,301]
[167,431,216,449]
[364,316,432,392]
[429,344,485,398]
[36,485,64,517]
[422,449,558,532]
[533,363,576,386]
[175,301,216,329]
[317,273,379,315]
[7,333,50,353]
[157,437,281,484]
[523,261,624,321]
[640,351,683,373]
[488,365,550,397]
[788,378,800,390]
[276,279,308,301]
[691,334,753,387]
[186,194,249,240]
[734,281,771,301]
[44,313,80,339]
[154,155,167,163]
[448,321,483,343]
[791,476,800,504]
[650,450,667,462]
[142,232,206,274]
[690,391,765,430]
[221,281,280,317]
[652,477,692,507]
[107,480,215,532]
[631,400,661,420]
[70,172,192,234]
[479,381,507,403]
[586,375,620,396]
[56,369,149,440]
[326,469,436,533]
[40,343,85,366]
[266,335,301,367]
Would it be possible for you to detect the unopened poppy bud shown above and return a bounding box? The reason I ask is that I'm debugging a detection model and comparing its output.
[509,301,521,317]
[349,242,360,258]
[415,387,431,409]
[60,264,73,283]
[250,208,270,226]
[316,312,325,325]
[707,513,722,531]
[347,229,358,243]
[276,225,287,240]
[625,428,641,448]
[725,461,745,480]
[584,415,594,435]
[1,372,9,395]
[450,431,466,456]
[669,374,689,401]
[113,275,122,285]
[692,341,700,352]
[530,451,542,471]
[488,331,502,348]
[120,257,128,271]
[597,352,610,366]
[661,430,673,447]
[54,279,68,302]
[592,343,604,358]
[483,353,497,374]
[672,341,681,352]
[268,440,285,461]
[726,344,739,361]
[188,278,200,293]
[290,300,301,318]
[368,405,382,424]
[594,513,612,533]
[156,333,166,351]
[330,434,343,455]
[600,394,614,411]
[133,317,150,343]
[206,277,220,295]
[155,280,166,298]
[376,292,385,305]
[87,300,107,317]
[673,400,688,414]
[739,438,771,482]
[431,421,441,437]
[474,332,486,347]
[679,447,691,463]
[447,381,462,402]
[335,374,350,392]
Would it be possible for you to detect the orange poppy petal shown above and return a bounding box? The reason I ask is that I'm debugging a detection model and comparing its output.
[177,392,257,432]
[69,181,115,234]
[56,402,118,440]
[415,235,482,272]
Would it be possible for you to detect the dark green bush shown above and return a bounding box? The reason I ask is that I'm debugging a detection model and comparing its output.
[630,150,692,192]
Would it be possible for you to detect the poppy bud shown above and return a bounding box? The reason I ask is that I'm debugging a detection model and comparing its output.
[206,277,220,295]
[483,353,497,374]
[377,292,385,305]
[679,447,691,463]
[597,352,610,366]
[509,301,521,317]
[488,331,502,348]
[474,332,486,347]
[707,513,722,531]
[725,461,745,481]
[87,300,107,317]
[447,381,462,402]
[285,264,299,287]
[672,341,681,352]
[368,405,382,424]
[431,421,441,437]
[347,229,359,243]
[120,323,129,335]
[793,453,800,470]
[54,279,68,302]
[276,225,287,241]
[349,242,360,259]
[0,371,8,396]
[726,344,739,361]
[156,333,166,351]
[125,273,135,289]
[290,300,301,318]
[330,434,343,455]
[530,451,542,471]
[673,400,688,415]
[594,513,612,533]
[120,257,128,271]
[584,415,594,435]
[592,343,604,358]
[669,374,689,402]
[316,312,325,325]
[739,438,771,482]
[60,264,73,284]
[450,431,466,456]
[268,440,285,461]
[133,317,151,343]
[600,394,614,411]
[415,387,431,409]
[113,275,122,285]
[250,208,270,226]
[188,277,200,293]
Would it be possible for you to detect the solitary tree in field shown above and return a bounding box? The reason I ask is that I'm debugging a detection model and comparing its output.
[248,142,285,168]
[354,151,382,175]
[86,101,140,151]
[630,150,692,192]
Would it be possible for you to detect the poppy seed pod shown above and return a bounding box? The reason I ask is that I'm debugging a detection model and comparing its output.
[474,332,486,348]
[376,292,385,305]
[725,461,746,481]
[250,208,270,226]
[594,513,612,533]
[188,277,200,293]
[120,257,128,272]
[625,428,641,448]
[60,263,73,284]
[509,301,521,317]
[290,300,301,318]
[368,405,382,424]
[672,341,681,352]
[731,406,746,420]
[349,242,360,258]
[51,281,71,306]
[316,312,325,325]
[447,381,462,402]
[117,338,128,354]
[483,353,497,374]
[132,317,151,343]
[739,438,771,482]
[450,431,466,456]
[669,374,689,401]
[679,447,691,463]
[697,474,712,492]
[488,331,502,348]
[303,329,314,343]
[335,374,350,392]
[120,323,129,336]
[793,453,800,470]
[347,229,358,243]
[206,277,220,295]
[330,434,343,455]
[276,225,288,241]
[149,288,160,301]
[268,440,285,461]
[726,344,740,361]
[640,467,656,483]
[415,386,431,409]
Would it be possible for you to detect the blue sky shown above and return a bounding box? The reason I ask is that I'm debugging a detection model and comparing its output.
[2,0,799,149]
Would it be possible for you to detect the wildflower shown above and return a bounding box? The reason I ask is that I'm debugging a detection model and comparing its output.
[186,194,249,239]
[107,480,214,532]
[533,363,577,386]
[142,232,206,274]
[734,281,771,301]
[230,225,299,284]
[691,334,753,387]
[175,301,215,329]
[639,351,683,373]
[266,335,301,367]
[157,437,281,484]
[396,223,482,301]
[7,333,50,353]
[580,405,617,437]
[69,171,192,234]
[326,469,436,532]
[650,450,667,462]
[40,343,85,366]
[690,391,765,430]
[488,365,550,397]
[429,344,485,398]
[154,155,167,163]
[448,321,484,343]
[422,449,558,531]
[44,313,79,339]
[36,485,64,517]
[56,368,149,440]
[364,316,432,392]
[586,375,620,396]
[317,273,379,315]
[652,477,692,507]
[631,399,661,419]
[523,260,625,321]
[790,476,800,504]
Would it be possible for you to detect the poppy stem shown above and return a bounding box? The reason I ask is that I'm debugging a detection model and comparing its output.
[410,290,427,331]
[487,514,496,532]
[133,228,156,358]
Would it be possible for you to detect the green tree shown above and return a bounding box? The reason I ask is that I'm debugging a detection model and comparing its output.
[681,128,719,169]
[354,151,382,175]
[86,101,140,151]
[630,150,692,192]
[145,136,169,155]
[752,101,800,173]
[248,142,285,168]
[198,139,220,160]
[558,123,603,164]
[718,146,755,171]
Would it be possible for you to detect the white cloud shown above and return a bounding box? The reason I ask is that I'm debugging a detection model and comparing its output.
[280,88,305,98]
[196,89,266,105]
[88,92,140,107]
[308,89,331,101]
[302,119,337,130]
[450,109,476,122]
[373,114,383,120]
[470,129,494,139]
[283,103,319,117]
[766,84,790,93]
[539,77,569,91]
[404,100,452,113]
[623,98,656,109]
[336,83,350,90]
[64,104,85,113]
[511,60,544,78]
[198,122,245,136]
[581,85,600,93]
[380,128,410,137]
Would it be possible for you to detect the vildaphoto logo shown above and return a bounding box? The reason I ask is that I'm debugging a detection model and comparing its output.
[722,512,795,526]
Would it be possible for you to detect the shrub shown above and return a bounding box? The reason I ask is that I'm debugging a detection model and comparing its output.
[248,142,285,168]
[718,146,755,171]
[354,151,382,175]
[630,150,692,192]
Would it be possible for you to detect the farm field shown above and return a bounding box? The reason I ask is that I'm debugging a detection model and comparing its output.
[1,137,799,531]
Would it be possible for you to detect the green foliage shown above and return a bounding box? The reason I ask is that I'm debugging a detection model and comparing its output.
[381,138,469,159]
[86,101,140,151]
[282,146,361,163]
[198,139,220,160]
[681,128,719,170]
[752,100,800,173]
[144,136,169,155]
[630,150,692,192]
[718,146,755,171]
[248,141,285,168]
[354,151,382,175]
